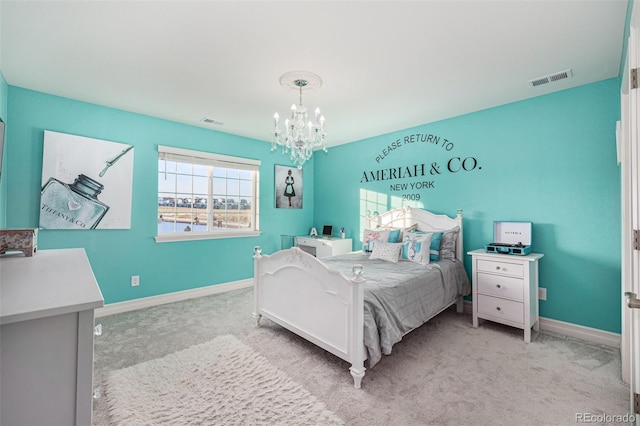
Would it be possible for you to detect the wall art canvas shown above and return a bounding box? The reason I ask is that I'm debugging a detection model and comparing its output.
[275,165,303,209]
[40,130,134,229]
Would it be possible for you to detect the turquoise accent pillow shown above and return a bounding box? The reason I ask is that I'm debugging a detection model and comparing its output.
[430,232,443,261]
[387,228,401,243]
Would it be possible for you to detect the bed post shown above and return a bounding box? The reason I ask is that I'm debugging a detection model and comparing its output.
[455,209,464,263]
[349,269,366,388]
[455,210,465,314]
[252,246,262,326]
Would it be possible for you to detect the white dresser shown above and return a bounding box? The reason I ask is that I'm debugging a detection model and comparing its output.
[468,249,544,343]
[295,236,352,258]
[1,248,104,426]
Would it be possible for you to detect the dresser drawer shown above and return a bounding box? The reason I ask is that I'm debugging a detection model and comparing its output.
[477,294,523,324]
[477,273,524,301]
[477,258,523,277]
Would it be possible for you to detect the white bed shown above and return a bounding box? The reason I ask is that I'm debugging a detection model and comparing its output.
[252,206,470,388]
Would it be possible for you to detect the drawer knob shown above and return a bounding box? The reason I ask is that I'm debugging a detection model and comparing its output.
[496,284,501,289]
[496,266,501,270]
[496,307,501,311]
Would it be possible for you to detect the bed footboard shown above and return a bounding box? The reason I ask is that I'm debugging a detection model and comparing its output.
[253,246,366,388]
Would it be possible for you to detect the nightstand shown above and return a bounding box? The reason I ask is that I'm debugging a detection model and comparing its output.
[468,249,544,343]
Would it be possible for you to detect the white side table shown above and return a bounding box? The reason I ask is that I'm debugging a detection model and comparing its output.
[468,249,544,343]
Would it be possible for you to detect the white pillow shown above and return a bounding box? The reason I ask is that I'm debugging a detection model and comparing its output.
[369,241,402,263]
[401,232,433,265]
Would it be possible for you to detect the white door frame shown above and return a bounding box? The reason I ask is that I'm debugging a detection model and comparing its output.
[621,0,635,388]
[621,2,640,422]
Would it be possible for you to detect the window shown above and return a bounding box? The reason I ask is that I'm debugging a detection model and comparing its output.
[156,145,260,242]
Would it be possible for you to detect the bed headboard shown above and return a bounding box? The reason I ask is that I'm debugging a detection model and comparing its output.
[366,206,463,261]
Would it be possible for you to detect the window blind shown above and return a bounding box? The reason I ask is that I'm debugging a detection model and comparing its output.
[158,145,261,171]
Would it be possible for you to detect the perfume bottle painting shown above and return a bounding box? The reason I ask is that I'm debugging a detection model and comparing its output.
[40,174,109,229]
[40,131,135,229]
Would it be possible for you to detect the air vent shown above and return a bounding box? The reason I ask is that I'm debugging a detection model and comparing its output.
[528,69,573,87]
[201,117,224,126]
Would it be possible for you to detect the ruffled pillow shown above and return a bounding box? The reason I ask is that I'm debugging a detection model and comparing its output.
[369,241,402,263]
[439,226,459,260]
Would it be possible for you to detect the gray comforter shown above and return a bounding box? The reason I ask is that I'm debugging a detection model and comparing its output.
[321,252,471,368]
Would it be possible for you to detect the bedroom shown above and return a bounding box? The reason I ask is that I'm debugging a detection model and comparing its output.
[0,0,637,424]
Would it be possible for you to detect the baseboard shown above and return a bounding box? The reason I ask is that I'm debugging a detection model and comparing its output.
[462,300,620,348]
[537,317,621,348]
[95,279,253,318]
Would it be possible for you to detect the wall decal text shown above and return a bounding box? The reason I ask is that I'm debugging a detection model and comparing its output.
[375,133,455,164]
[363,133,480,198]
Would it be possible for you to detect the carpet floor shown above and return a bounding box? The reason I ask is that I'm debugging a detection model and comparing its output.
[92,287,632,426]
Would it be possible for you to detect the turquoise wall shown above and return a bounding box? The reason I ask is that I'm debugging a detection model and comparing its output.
[313,79,622,333]
[0,71,8,227]
[4,86,314,303]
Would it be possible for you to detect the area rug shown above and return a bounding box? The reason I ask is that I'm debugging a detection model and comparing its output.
[105,334,344,426]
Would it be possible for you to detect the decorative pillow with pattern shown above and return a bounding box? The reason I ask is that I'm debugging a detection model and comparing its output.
[401,232,433,265]
[369,241,402,263]
[404,230,442,261]
[362,229,391,252]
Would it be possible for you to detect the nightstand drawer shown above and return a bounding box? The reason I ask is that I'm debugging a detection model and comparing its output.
[477,294,523,324]
[477,259,524,277]
[477,273,524,301]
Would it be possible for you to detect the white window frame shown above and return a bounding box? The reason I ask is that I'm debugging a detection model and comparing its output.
[155,145,261,243]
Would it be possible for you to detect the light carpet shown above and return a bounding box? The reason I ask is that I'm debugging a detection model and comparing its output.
[105,334,344,426]
[93,288,631,426]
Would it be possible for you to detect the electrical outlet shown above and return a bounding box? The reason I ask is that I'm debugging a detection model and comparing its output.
[131,275,140,287]
[538,287,547,301]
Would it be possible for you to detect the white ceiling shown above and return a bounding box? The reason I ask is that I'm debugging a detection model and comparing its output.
[0,1,629,147]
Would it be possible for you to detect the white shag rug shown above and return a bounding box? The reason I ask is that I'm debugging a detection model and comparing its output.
[106,335,344,426]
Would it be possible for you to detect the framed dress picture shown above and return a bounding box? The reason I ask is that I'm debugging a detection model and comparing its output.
[275,165,303,209]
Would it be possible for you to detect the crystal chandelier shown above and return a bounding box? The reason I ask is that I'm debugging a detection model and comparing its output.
[271,71,327,169]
